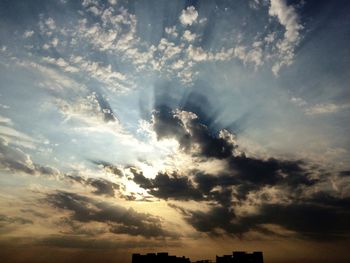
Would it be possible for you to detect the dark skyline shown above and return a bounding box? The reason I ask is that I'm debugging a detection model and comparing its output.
[132,251,263,263]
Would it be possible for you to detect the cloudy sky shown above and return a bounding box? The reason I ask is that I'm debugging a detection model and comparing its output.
[0,0,350,262]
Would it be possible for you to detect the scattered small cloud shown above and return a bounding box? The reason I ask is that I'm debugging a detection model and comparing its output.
[23,30,34,38]
[179,6,198,26]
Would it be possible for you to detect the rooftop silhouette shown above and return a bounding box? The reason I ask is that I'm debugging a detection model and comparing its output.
[131,251,263,263]
[216,251,263,263]
[132,252,191,263]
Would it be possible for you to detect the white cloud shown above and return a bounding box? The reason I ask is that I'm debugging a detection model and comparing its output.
[42,55,131,93]
[32,1,292,86]
[269,0,302,43]
[219,43,264,68]
[269,0,303,75]
[0,137,35,174]
[264,32,276,44]
[0,137,60,177]
[244,42,264,67]
[158,38,182,60]
[305,103,350,116]
[0,104,10,109]
[290,97,350,116]
[0,115,13,126]
[23,30,34,38]
[45,17,56,30]
[249,0,261,10]
[42,57,78,73]
[51,37,59,47]
[14,58,84,94]
[198,18,207,24]
[165,26,178,38]
[290,96,307,107]
[55,94,104,124]
[42,43,50,50]
[171,60,185,70]
[182,30,197,42]
[0,114,39,150]
[187,45,209,62]
[179,6,198,26]
[88,6,102,16]
[108,0,117,5]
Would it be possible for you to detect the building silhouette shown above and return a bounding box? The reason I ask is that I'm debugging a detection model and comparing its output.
[132,252,191,263]
[216,251,263,263]
[131,251,263,263]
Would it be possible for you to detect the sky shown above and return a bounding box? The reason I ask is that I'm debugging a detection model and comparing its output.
[0,0,350,262]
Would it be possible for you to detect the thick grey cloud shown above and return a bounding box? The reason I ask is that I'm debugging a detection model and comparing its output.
[131,169,203,201]
[66,175,119,197]
[20,209,46,218]
[171,192,350,240]
[46,191,173,238]
[153,105,234,159]
[152,105,191,151]
[0,138,59,176]
[87,178,119,197]
[169,204,241,236]
[339,170,350,177]
[93,91,118,123]
[150,106,317,200]
[131,105,350,240]
[0,137,36,175]
[91,160,124,177]
[0,214,33,225]
[37,235,170,249]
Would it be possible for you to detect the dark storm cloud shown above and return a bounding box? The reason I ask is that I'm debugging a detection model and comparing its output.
[154,105,316,179]
[46,191,173,238]
[152,105,234,158]
[20,209,46,218]
[228,155,317,188]
[181,91,220,129]
[131,105,350,240]
[87,178,119,197]
[131,169,236,206]
[174,205,249,237]
[91,160,124,177]
[131,169,203,201]
[193,173,235,206]
[94,91,117,123]
[194,156,317,203]
[308,192,350,209]
[0,138,59,176]
[0,138,37,175]
[151,106,317,199]
[339,170,350,177]
[37,235,171,249]
[56,217,108,236]
[188,116,235,159]
[152,105,191,150]
[172,192,350,240]
[66,174,119,197]
[251,201,350,240]
[0,214,33,225]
